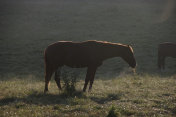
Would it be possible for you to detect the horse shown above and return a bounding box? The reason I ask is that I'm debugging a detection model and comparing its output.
[158,42,176,70]
[44,40,136,93]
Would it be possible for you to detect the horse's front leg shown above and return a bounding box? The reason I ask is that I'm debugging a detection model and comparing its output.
[55,67,62,90]
[83,68,90,92]
[88,67,97,92]
[83,66,97,92]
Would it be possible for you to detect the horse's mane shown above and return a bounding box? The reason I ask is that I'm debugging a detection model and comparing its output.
[128,45,134,53]
[85,40,128,47]
[55,40,133,53]
[56,40,128,47]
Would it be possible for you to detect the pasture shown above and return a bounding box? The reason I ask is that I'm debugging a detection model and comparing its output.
[0,74,176,116]
[0,0,176,116]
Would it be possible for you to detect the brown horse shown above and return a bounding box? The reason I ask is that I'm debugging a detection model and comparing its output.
[44,40,136,93]
[158,42,176,70]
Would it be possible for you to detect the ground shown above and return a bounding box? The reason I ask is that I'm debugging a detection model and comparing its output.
[0,74,176,117]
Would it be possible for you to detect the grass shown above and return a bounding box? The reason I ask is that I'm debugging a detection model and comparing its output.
[0,74,176,117]
[107,106,120,117]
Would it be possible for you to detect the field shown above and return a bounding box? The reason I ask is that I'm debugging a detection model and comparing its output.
[0,74,176,117]
[0,0,176,116]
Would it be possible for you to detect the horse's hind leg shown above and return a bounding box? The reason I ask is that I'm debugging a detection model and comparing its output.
[158,55,162,70]
[44,68,53,93]
[161,57,165,70]
[55,67,62,90]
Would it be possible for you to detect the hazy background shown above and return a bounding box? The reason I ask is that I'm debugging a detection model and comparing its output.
[0,0,176,78]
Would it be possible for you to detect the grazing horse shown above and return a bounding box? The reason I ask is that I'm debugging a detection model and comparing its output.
[158,42,176,70]
[44,40,136,93]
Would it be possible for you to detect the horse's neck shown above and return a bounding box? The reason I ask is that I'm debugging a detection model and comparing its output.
[101,45,126,60]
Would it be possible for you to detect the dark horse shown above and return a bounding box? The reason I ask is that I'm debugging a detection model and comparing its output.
[44,40,136,93]
[158,42,176,70]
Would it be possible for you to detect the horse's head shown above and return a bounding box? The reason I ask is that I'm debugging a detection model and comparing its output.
[122,45,136,68]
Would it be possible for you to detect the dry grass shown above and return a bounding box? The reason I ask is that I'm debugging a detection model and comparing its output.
[0,74,176,117]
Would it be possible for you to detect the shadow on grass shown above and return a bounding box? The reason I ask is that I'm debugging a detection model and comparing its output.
[0,90,87,106]
[0,91,124,107]
[90,93,122,104]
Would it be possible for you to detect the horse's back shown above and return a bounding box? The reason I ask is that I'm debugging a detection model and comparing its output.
[46,40,103,55]
[159,42,176,57]
[159,42,176,50]
[159,42,176,46]
[45,41,94,67]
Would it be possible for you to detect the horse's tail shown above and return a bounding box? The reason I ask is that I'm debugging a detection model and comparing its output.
[44,47,54,93]
[44,48,48,77]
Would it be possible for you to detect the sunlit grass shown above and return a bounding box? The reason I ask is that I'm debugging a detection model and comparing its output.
[0,74,176,117]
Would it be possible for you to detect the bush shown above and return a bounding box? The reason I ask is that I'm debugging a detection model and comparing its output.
[61,71,78,97]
